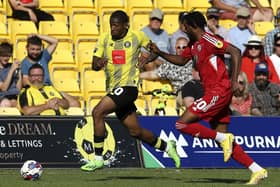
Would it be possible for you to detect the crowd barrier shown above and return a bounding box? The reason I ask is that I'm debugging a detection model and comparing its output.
[0,116,279,168]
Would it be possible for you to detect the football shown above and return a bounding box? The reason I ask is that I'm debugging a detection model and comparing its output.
[20,160,43,180]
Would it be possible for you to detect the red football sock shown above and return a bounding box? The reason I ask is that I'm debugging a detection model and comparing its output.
[231,142,254,167]
[176,121,217,139]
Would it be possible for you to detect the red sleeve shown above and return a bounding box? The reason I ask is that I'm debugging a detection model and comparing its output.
[266,57,280,84]
[181,46,192,59]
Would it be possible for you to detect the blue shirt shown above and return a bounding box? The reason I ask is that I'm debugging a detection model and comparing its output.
[0,64,20,98]
[21,49,52,85]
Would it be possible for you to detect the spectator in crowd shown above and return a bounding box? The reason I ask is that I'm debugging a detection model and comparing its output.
[21,34,81,107]
[230,72,252,116]
[80,10,180,172]
[140,37,192,97]
[169,11,189,55]
[209,0,273,22]
[0,42,22,107]
[141,8,170,70]
[21,34,57,86]
[8,0,54,28]
[241,35,279,83]
[268,32,280,82]
[264,14,280,56]
[205,7,228,39]
[227,7,254,54]
[18,63,69,115]
[249,62,280,116]
[148,11,267,185]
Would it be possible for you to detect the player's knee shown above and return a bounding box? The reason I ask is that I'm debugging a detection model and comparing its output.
[92,105,106,119]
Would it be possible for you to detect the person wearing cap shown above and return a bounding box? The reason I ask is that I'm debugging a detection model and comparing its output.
[241,35,279,83]
[226,7,255,53]
[249,62,280,116]
[268,32,280,83]
[169,11,190,55]
[205,7,228,39]
[0,42,22,107]
[209,0,273,22]
[141,8,170,71]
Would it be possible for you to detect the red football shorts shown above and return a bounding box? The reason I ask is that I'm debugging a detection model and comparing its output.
[188,92,232,124]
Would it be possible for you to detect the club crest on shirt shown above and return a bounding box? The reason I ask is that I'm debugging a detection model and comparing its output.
[197,44,201,52]
[124,41,131,48]
[216,40,223,48]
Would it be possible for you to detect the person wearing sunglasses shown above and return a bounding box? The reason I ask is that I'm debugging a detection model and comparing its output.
[241,35,279,83]
[140,37,194,111]
[249,62,280,116]
[205,7,228,39]
[230,72,252,116]
[268,32,280,84]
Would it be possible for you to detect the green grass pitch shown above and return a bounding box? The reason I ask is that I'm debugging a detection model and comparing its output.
[0,168,279,187]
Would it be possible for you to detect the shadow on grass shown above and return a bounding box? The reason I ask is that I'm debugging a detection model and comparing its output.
[92,176,174,182]
[183,177,247,184]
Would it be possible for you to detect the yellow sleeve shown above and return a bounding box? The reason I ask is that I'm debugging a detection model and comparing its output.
[137,31,150,49]
[94,33,107,58]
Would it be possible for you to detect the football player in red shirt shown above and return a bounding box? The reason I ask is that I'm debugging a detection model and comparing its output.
[148,11,267,185]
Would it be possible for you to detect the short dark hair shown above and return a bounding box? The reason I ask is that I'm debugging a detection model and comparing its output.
[28,63,44,76]
[110,10,129,24]
[0,42,13,56]
[183,11,206,30]
[27,35,42,47]
[179,11,188,23]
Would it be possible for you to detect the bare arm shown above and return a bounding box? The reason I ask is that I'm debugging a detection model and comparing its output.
[251,108,263,116]
[211,0,238,13]
[34,34,58,55]
[21,101,51,115]
[225,44,241,90]
[140,70,160,80]
[18,0,39,8]
[149,43,190,66]
[0,61,21,91]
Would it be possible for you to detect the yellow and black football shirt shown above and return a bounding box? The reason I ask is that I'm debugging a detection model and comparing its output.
[94,30,150,92]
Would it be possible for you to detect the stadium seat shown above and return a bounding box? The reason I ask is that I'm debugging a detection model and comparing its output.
[162,12,180,35]
[184,0,211,14]
[9,20,38,44]
[81,66,106,101]
[51,66,81,95]
[219,19,237,29]
[0,107,21,116]
[124,0,153,17]
[70,10,98,33]
[249,0,270,7]
[97,0,125,32]
[0,21,9,43]
[130,12,150,31]
[153,0,184,12]
[65,107,84,116]
[141,80,172,94]
[39,21,70,40]
[71,21,99,46]
[135,96,149,116]
[254,21,274,38]
[39,0,67,23]
[271,0,280,15]
[14,38,27,60]
[66,0,95,16]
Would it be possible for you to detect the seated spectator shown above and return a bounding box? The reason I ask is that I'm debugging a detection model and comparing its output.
[226,7,254,54]
[169,11,189,55]
[249,63,280,116]
[141,8,170,71]
[268,32,280,83]
[230,72,252,116]
[209,0,273,22]
[241,35,279,83]
[140,37,193,110]
[0,42,22,107]
[205,7,228,39]
[8,0,54,28]
[21,34,81,108]
[264,14,280,56]
[18,64,69,115]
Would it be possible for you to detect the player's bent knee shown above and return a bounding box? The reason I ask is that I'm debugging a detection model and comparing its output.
[92,106,106,118]
[128,129,141,138]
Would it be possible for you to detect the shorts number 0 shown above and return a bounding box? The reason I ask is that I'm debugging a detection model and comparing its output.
[114,87,124,95]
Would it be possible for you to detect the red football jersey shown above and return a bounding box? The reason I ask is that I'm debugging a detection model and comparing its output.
[182,32,231,96]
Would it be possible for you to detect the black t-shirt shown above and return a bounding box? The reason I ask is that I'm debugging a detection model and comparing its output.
[181,79,204,99]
